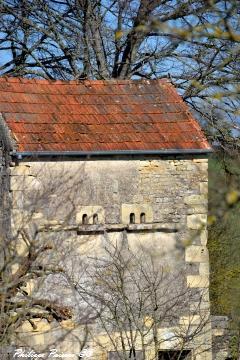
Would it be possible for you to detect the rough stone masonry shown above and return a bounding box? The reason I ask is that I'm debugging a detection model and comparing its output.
[9,156,212,359]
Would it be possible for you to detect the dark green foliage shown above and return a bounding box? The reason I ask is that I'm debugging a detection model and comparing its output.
[208,151,240,356]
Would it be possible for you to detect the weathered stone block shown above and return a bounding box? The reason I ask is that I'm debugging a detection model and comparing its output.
[23,279,36,296]
[179,315,201,325]
[200,182,208,195]
[195,351,212,360]
[199,262,210,275]
[190,300,210,312]
[15,235,29,256]
[187,206,207,215]
[201,230,208,245]
[212,328,224,336]
[184,194,207,205]
[185,245,209,263]
[187,275,209,288]
[11,209,30,229]
[11,191,24,208]
[32,212,44,220]
[76,205,105,224]
[10,175,41,191]
[187,214,207,230]
[139,160,170,173]
[121,203,153,224]
[10,164,31,176]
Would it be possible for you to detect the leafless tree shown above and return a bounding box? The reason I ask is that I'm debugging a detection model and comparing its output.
[0,158,93,357]
[0,0,239,150]
[73,235,212,360]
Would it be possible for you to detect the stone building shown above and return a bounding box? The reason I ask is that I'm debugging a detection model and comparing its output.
[0,77,228,359]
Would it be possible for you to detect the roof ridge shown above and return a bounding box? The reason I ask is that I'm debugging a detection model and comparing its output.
[0,77,171,86]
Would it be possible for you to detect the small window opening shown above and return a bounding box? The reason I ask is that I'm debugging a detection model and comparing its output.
[130,213,135,224]
[129,347,136,358]
[140,212,146,223]
[82,214,88,225]
[93,213,98,224]
[158,350,191,360]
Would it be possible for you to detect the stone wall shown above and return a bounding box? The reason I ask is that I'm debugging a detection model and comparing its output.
[211,316,233,360]
[10,155,212,360]
[0,144,6,233]
[0,115,12,240]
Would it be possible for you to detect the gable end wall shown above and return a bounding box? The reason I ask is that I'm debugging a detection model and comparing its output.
[9,155,212,359]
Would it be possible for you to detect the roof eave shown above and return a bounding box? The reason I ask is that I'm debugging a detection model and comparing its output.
[11,148,213,160]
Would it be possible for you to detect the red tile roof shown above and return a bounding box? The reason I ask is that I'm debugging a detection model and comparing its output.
[0,77,211,153]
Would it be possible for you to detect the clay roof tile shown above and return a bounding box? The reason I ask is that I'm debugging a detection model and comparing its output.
[0,77,211,152]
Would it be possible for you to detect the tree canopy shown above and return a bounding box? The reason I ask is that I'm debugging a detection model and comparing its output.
[0,0,239,150]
